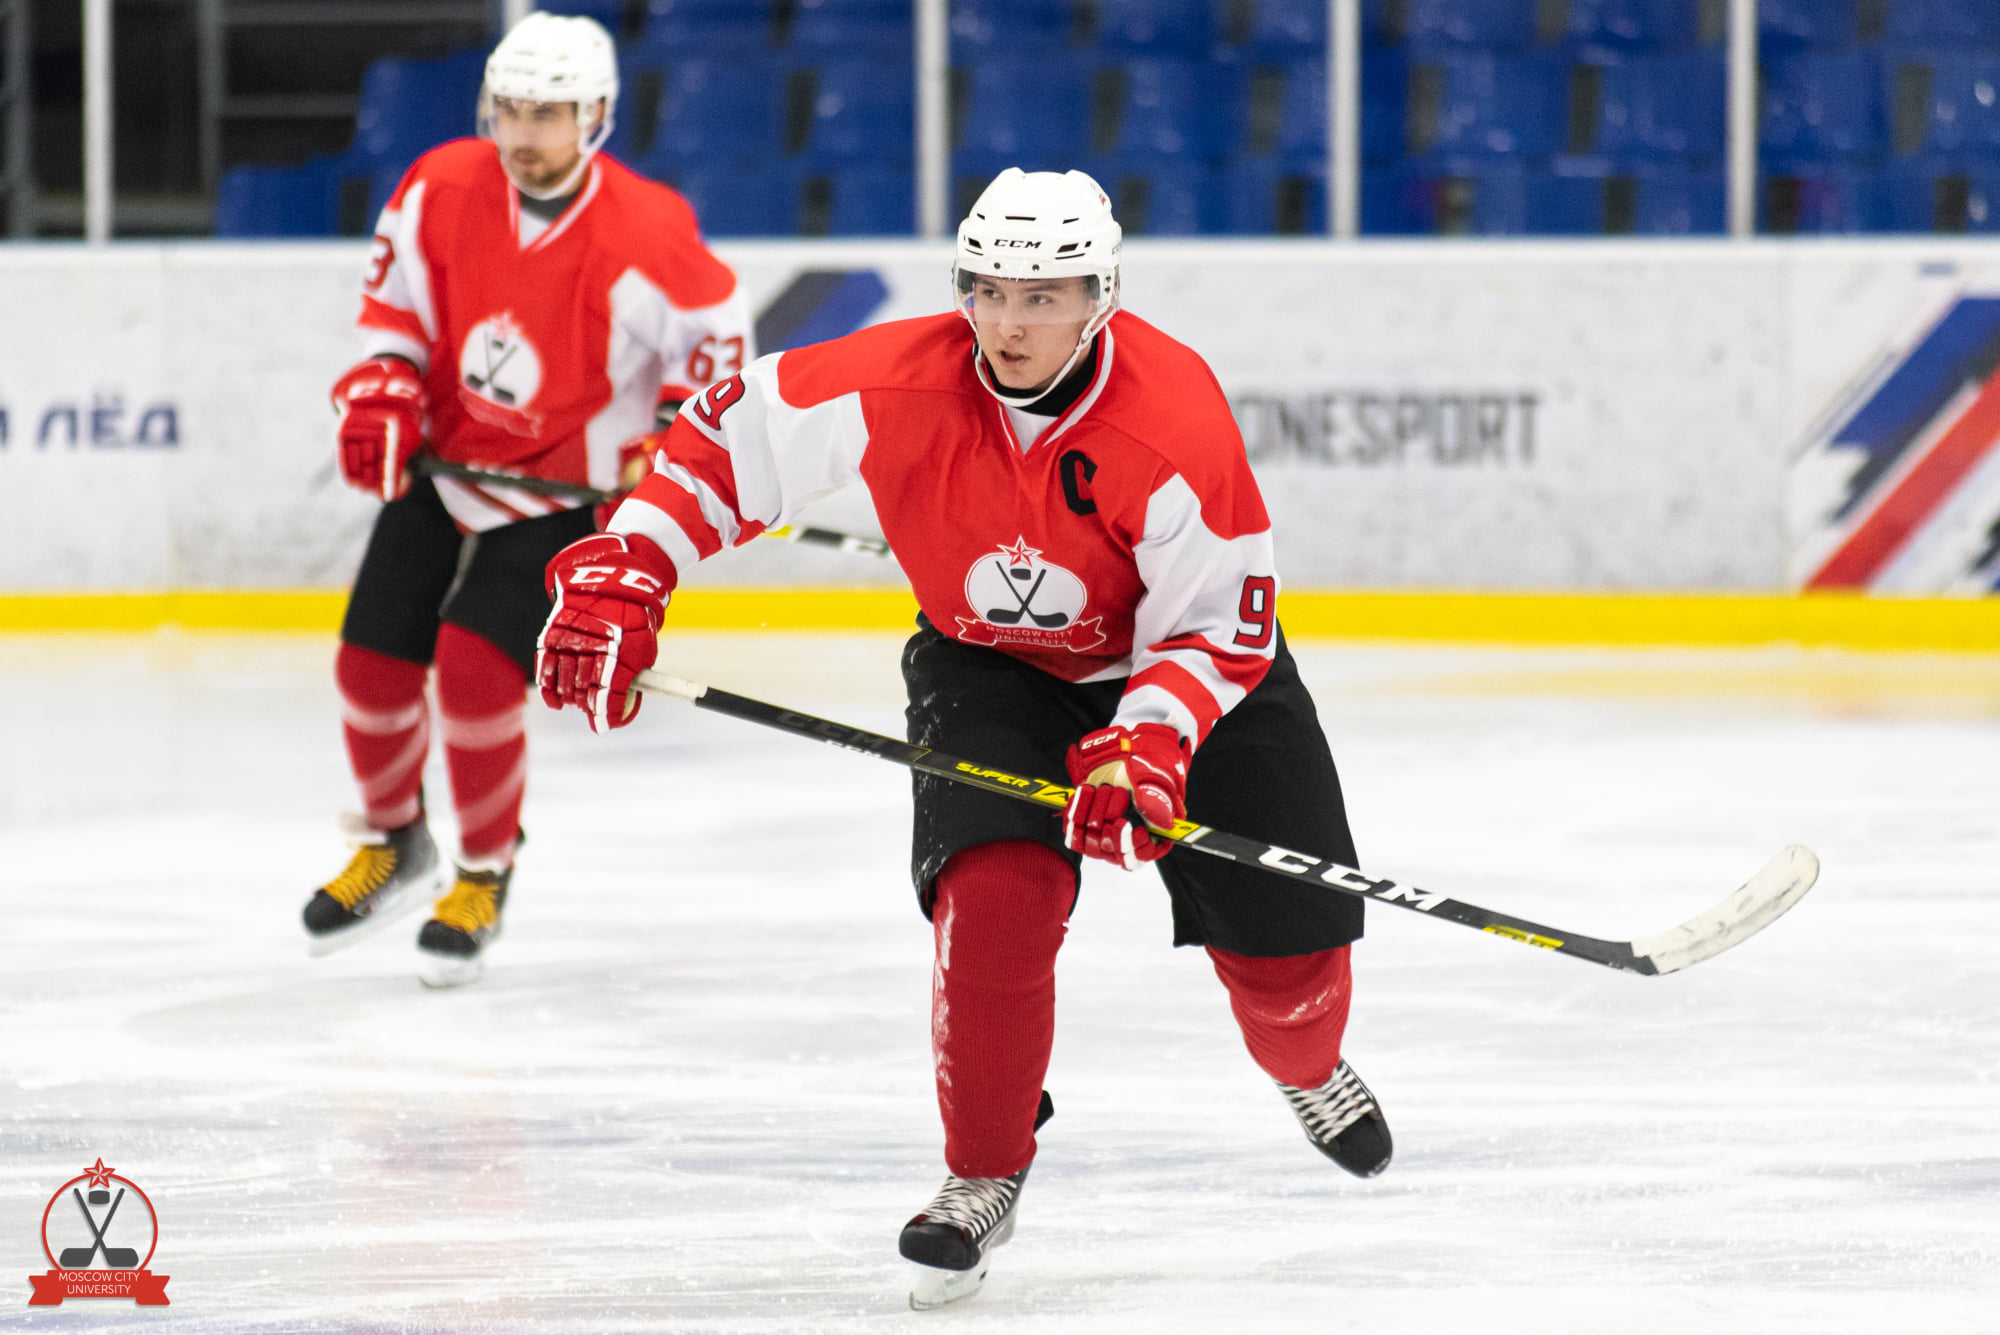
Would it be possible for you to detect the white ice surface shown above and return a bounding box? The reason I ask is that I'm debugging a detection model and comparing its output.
[2,633,1997,1333]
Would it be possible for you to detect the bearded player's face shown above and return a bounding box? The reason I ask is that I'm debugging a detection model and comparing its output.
[491,96,592,193]
[970,276,1094,392]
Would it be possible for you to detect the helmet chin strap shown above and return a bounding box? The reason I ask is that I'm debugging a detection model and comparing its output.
[966,299,1117,410]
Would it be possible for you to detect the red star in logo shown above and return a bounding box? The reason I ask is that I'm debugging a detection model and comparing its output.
[998,536,1041,567]
[82,1159,115,1189]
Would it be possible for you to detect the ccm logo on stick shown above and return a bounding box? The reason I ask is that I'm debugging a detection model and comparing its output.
[1257,848,1448,911]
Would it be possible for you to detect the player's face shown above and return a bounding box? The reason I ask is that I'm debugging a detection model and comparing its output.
[969,276,1095,391]
[491,96,592,193]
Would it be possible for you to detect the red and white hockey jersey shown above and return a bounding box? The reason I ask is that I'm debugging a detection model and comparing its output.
[610,312,1281,749]
[358,139,752,532]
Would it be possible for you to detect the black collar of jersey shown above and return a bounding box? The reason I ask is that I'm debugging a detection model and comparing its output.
[987,336,1101,418]
[518,186,581,223]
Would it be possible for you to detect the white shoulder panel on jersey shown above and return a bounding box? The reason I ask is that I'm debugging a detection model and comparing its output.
[365,180,439,353]
[1107,471,1279,742]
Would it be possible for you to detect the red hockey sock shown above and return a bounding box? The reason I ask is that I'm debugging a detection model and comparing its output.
[930,840,1074,1179]
[435,624,528,864]
[1207,944,1354,1090]
[336,642,430,830]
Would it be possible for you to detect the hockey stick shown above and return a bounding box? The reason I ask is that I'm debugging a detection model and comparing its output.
[407,455,894,558]
[632,669,1818,977]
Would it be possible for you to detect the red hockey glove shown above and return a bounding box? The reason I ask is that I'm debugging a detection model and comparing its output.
[331,357,426,501]
[1062,722,1190,871]
[537,532,677,733]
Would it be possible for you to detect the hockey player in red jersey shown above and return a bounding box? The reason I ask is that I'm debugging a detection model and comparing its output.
[300,11,752,986]
[537,169,1388,1306]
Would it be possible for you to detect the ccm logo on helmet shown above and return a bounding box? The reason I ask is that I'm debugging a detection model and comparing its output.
[994,239,1041,248]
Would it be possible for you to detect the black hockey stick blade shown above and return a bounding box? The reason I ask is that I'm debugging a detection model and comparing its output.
[408,455,895,558]
[633,670,1819,976]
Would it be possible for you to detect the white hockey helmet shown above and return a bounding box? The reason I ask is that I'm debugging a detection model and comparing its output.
[954,168,1122,405]
[481,12,620,194]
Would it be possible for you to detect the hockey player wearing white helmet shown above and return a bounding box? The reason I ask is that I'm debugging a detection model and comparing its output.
[954,168,1121,403]
[303,12,752,986]
[541,167,1391,1308]
[480,10,618,198]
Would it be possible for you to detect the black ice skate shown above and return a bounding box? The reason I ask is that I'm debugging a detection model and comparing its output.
[416,849,514,989]
[1277,1060,1393,1178]
[900,1168,1028,1309]
[302,814,442,956]
[899,1090,1052,1310]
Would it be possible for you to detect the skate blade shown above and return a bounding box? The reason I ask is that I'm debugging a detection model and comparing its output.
[303,872,440,958]
[908,1259,989,1311]
[417,952,486,989]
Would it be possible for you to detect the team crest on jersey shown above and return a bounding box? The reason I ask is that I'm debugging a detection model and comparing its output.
[457,312,545,437]
[957,537,1106,652]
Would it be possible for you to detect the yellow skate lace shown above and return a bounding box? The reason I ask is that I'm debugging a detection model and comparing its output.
[431,872,502,934]
[322,844,398,911]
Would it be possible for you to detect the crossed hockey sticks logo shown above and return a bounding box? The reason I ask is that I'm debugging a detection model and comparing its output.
[28,1159,169,1306]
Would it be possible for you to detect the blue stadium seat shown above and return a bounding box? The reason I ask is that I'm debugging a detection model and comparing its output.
[1218,0,1325,56]
[790,0,909,54]
[791,163,915,234]
[648,54,787,165]
[955,51,1094,159]
[352,49,488,179]
[362,159,412,223]
[1524,173,1609,233]
[1362,49,1408,161]
[1085,156,1222,233]
[1224,154,1325,233]
[1220,52,1399,164]
[1405,0,1544,49]
[1565,0,1718,50]
[950,0,1074,52]
[642,0,775,53]
[1411,52,1567,157]
[1094,0,1212,54]
[1760,162,1889,232]
[1589,50,1726,157]
[1882,158,2000,232]
[1388,158,1533,233]
[1095,57,1216,158]
[1758,0,1863,49]
[1897,55,2000,157]
[1637,165,1727,232]
[536,0,626,34]
[1218,57,1321,161]
[1273,57,1326,158]
[1361,164,1420,232]
[214,157,343,237]
[1532,158,1725,232]
[671,162,795,234]
[793,58,914,162]
[1884,2,2000,45]
[1759,50,1883,159]
[606,39,673,162]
